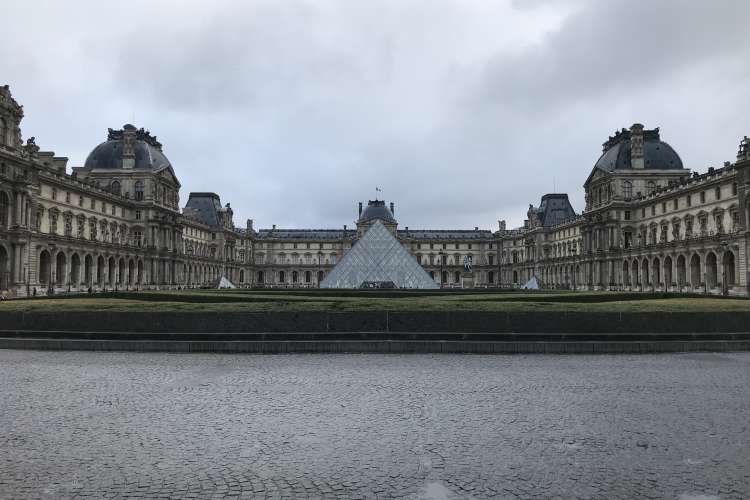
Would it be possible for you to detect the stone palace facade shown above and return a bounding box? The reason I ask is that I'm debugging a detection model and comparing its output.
[1,84,749,295]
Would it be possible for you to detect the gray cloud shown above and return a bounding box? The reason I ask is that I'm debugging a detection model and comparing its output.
[1,0,748,230]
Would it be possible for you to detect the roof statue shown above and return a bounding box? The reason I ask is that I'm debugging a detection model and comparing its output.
[321,220,439,289]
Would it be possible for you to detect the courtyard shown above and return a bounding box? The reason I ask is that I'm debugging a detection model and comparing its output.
[1,350,748,499]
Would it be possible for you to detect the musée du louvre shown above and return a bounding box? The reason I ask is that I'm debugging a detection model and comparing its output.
[1,84,750,295]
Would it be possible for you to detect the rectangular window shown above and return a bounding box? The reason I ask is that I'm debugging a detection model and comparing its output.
[641,208,646,217]
[661,202,666,213]
[700,191,706,203]
[651,205,655,216]
[732,182,738,196]
[135,210,141,220]
[624,210,631,221]
[715,186,721,200]
[65,192,70,203]
[78,195,84,207]
[687,195,692,207]
[90,198,95,209]
[111,205,116,216]
[673,199,678,210]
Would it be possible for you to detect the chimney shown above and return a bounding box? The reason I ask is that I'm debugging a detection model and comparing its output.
[474,226,479,231]
[498,220,506,231]
[358,202,362,216]
[246,219,253,232]
[122,124,136,169]
[630,123,644,169]
[272,224,276,230]
[390,202,395,215]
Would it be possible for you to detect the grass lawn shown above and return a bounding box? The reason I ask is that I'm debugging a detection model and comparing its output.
[1,289,748,313]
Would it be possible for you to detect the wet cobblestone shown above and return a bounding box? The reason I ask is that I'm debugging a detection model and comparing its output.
[1,351,749,499]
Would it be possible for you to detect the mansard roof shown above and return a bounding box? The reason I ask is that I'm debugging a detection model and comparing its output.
[594,125,683,171]
[83,124,172,171]
[183,192,222,226]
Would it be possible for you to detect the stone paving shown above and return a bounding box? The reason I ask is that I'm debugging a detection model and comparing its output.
[1,351,749,499]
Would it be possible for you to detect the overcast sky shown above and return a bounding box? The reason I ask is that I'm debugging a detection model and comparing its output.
[2,0,748,230]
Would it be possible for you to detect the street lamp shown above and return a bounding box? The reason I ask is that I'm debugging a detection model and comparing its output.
[317,252,323,288]
[439,252,445,288]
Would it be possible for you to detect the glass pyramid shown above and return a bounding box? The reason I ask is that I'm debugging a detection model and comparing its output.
[320,220,439,289]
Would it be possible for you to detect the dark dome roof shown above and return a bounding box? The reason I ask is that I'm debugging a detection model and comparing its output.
[359,200,396,224]
[594,126,683,171]
[83,125,171,170]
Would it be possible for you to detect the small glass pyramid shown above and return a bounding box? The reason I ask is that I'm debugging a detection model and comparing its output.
[321,220,439,289]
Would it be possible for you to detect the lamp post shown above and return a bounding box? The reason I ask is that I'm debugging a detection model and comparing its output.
[317,252,322,288]
[721,241,729,296]
[439,252,445,288]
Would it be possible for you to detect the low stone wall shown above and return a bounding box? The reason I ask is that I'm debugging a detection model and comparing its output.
[2,310,750,334]
[1,337,749,354]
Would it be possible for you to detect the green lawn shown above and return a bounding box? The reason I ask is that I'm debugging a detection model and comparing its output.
[1,289,748,313]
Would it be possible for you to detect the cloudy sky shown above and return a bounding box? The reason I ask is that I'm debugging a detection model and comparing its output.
[2,0,748,230]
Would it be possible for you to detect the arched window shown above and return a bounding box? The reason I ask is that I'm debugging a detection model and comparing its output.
[110,180,121,195]
[257,271,264,284]
[647,181,656,195]
[622,180,633,199]
[0,191,9,227]
[134,181,144,201]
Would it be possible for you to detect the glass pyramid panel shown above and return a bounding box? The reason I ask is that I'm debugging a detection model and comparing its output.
[320,220,439,289]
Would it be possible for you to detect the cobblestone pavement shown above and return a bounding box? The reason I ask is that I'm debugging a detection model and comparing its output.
[1,351,749,499]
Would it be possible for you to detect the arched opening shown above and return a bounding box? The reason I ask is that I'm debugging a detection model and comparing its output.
[292,270,298,284]
[239,270,245,283]
[429,271,435,281]
[108,257,115,285]
[622,261,630,286]
[632,260,639,286]
[257,271,264,284]
[137,260,144,284]
[118,258,126,285]
[55,252,66,286]
[488,271,494,284]
[70,253,81,286]
[653,257,661,287]
[304,270,311,284]
[441,270,448,284]
[39,250,51,285]
[0,246,9,290]
[706,252,717,289]
[641,259,649,287]
[278,270,285,284]
[84,255,93,286]
[676,255,686,288]
[723,251,736,288]
[0,191,9,228]
[690,254,701,288]
[512,270,518,284]
[110,180,121,195]
[663,256,673,288]
[128,260,135,284]
[317,270,324,283]
[97,256,105,285]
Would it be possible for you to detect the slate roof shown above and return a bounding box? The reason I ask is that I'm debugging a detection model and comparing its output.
[184,192,222,226]
[594,127,683,171]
